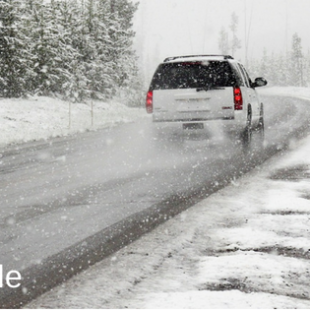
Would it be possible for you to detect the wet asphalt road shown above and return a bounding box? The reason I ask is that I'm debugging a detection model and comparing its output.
[0,95,310,307]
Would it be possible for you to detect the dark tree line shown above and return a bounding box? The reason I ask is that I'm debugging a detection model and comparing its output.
[248,33,309,87]
[0,0,140,103]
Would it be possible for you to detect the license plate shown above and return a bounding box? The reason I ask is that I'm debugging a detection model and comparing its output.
[183,123,204,130]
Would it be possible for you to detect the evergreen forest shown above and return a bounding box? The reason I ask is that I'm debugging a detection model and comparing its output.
[0,0,141,104]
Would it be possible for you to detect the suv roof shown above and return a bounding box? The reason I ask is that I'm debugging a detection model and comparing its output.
[163,54,234,63]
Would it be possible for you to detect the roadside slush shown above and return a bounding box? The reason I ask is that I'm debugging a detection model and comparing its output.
[26,135,310,308]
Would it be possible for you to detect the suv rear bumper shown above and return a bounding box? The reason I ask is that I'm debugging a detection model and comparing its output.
[153,116,235,122]
[152,111,246,132]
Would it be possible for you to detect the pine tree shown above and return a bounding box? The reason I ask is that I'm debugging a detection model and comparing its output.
[305,50,310,87]
[290,33,303,86]
[259,49,269,78]
[107,0,138,92]
[54,0,83,100]
[268,53,278,85]
[290,32,303,86]
[247,58,258,79]
[276,54,288,86]
[218,27,229,55]
[230,12,241,56]
[24,0,53,94]
[0,0,28,97]
[82,0,114,99]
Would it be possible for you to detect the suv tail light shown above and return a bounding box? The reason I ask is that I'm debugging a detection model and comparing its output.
[234,87,243,110]
[146,90,153,113]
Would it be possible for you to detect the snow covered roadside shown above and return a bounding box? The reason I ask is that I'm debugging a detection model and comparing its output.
[260,85,310,101]
[26,97,310,307]
[0,86,307,149]
[0,96,147,147]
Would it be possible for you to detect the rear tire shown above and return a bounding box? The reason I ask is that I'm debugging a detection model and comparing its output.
[257,103,265,142]
[241,107,252,152]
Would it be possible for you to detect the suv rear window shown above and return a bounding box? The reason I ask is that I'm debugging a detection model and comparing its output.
[150,61,237,90]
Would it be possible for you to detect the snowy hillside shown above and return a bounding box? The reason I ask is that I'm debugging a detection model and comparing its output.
[0,96,147,148]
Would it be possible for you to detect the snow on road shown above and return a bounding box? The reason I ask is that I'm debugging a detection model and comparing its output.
[27,132,310,309]
[25,87,310,309]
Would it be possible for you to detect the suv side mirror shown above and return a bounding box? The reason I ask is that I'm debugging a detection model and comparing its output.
[252,77,267,88]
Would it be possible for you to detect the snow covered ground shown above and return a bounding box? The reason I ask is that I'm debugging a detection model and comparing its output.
[23,87,310,309]
[262,85,310,101]
[0,96,147,147]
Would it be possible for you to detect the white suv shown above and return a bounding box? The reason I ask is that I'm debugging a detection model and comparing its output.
[146,55,267,147]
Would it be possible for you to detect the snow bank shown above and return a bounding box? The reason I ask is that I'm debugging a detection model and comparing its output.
[260,85,310,102]
[0,96,147,147]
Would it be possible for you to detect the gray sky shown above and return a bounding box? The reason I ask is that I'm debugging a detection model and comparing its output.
[133,0,310,84]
